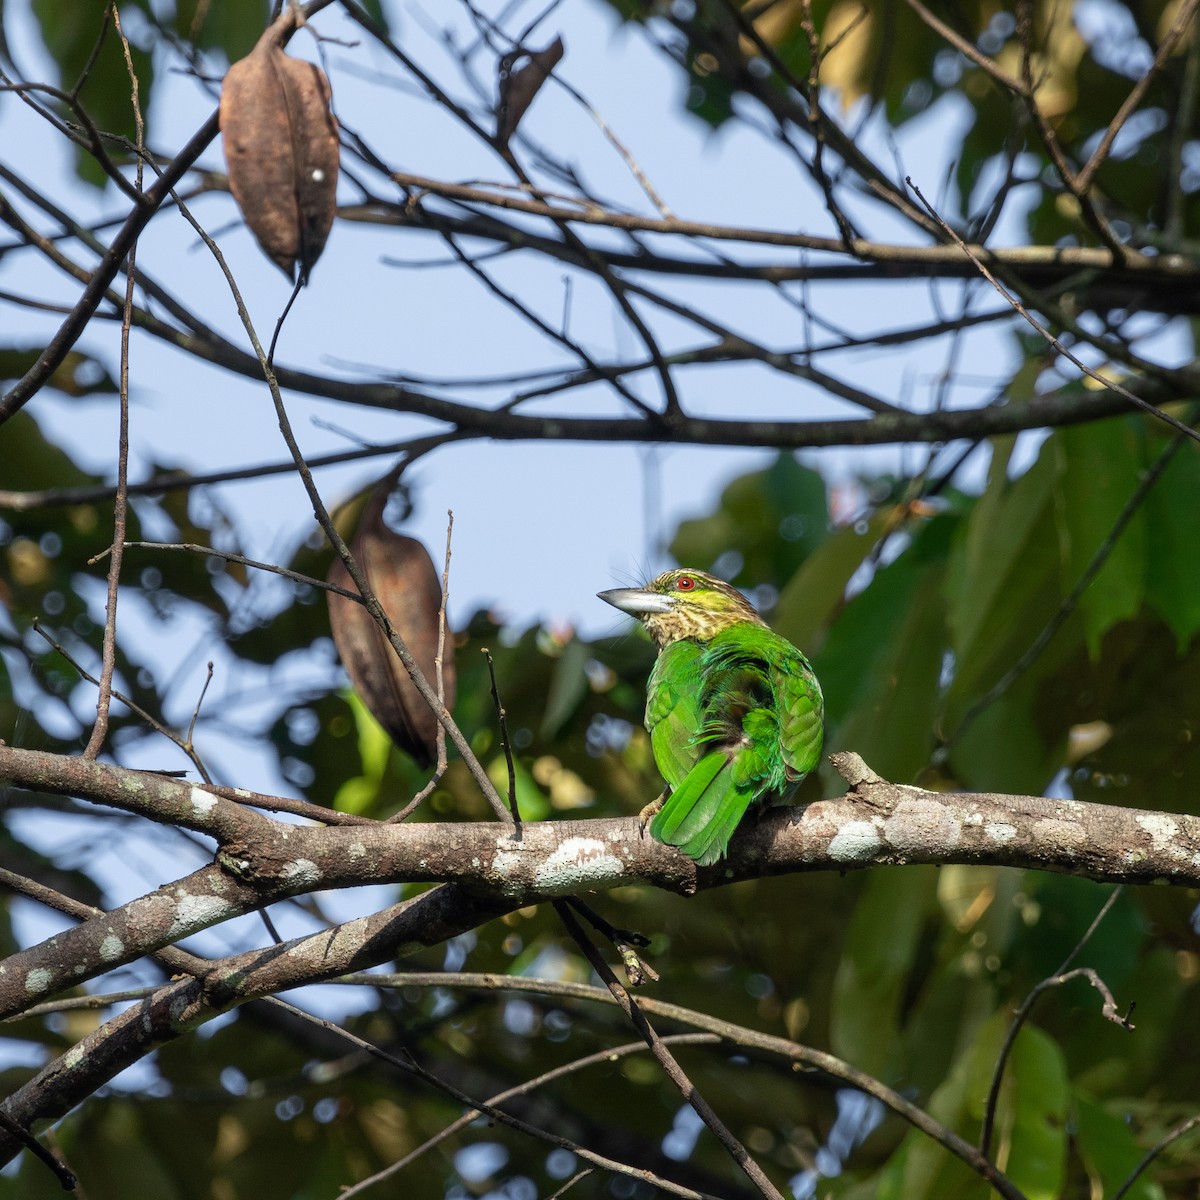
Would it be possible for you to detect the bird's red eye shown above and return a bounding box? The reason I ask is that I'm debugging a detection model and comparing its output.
[675,576,696,591]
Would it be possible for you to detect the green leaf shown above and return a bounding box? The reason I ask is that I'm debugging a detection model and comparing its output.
[1051,418,1147,658]
[172,0,265,61]
[946,434,1059,675]
[332,690,394,813]
[878,1010,1005,1200]
[1004,1024,1069,1200]
[488,754,551,821]
[942,435,1085,791]
[830,869,936,1076]
[1143,434,1200,649]
[772,508,893,652]
[310,688,454,819]
[882,1011,1066,1200]
[30,0,155,187]
[541,636,591,739]
[0,347,118,398]
[0,410,101,493]
[817,514,954,781]
[356,0,390,30]
[669,452,829,588]
[1073,1092,1164,1200]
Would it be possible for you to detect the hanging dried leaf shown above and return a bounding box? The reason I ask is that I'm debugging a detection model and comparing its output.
[219,18,339,283]
[497,37,564,148]
[327,492,455,770]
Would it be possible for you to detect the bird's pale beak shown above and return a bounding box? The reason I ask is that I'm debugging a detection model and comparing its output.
[597,587,675,616]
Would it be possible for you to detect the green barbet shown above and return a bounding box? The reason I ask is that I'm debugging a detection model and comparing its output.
[599,568,824,865]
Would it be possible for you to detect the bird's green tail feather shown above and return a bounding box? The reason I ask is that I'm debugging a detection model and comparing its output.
[649,750,753,866]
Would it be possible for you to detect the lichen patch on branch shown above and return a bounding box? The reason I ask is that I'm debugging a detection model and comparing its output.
[533,837,625,893]
[827,819,883,862]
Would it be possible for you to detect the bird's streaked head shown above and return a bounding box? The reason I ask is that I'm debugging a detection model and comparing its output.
[598,568,765,647]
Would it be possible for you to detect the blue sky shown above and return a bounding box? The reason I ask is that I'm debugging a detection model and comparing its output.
[2,0,1027,641]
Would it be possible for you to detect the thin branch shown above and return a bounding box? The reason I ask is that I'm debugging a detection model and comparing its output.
[1013,0,1126,255]
[377,170,1164,267]
[564,896,658,988]
[184,661,214,749]
[906,178,1200,446]
[84,5,143,760]
[0,0,341,426]
[1166,31,1200,240]
[934,422,1192,764]
[0,434,453,512]
[0,108,216,425]
[438,227,658,419]
[267,995,714,1199]
[31,619,213,782]
[1076,0,1200,193]
[105,540,360,599]
[980,889,1129,1158]
[164,186,513,824]
[5,987,159,1021]
[336,1023,717,1199]
[0,1109,76,1192]
[204,783,378,825]
[554,900,787,1200]
[342,967,1027,1199]
[1113,1113,1200,1200]
[546,1170,594,1199]
[901,0,1022,93]
[482,647,520,826]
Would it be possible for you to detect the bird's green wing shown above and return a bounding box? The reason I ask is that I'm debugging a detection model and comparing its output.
[767,638,824,786]
[645,639,705,788]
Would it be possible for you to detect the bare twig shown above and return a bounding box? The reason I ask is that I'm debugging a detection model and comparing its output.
[338,1027,716,1198]
[163,187,513,824]
[934,424,1192,764]
[482,648,520,826]
[980,889,1131,1159]
[185,662,214,749]
[546,1170,594,1199]
[554,900,787,1200]
[267,997,713,1199]
[1113,1113,1200,1200]
[31,620,213,782]
[906,178,1200,446]
[0,1109,76,1192]
[341,967,1026,1199]
[203,783,377,825]
[0,433,453,512]
[102,540,361,600]
[1076,0,1200,193]
[5,988,159,1021]
[0,0,342,426]
[564,896,657,987]
[1013,0,1126,255]
[83,6,143,760]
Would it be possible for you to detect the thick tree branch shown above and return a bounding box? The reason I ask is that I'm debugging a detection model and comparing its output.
[3,746,1198,1024]
[0,881,519,1167]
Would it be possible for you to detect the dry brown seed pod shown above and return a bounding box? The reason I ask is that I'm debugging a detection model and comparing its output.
[219,21,339,283]
[327,492,455,770]
[497,37,564,148]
